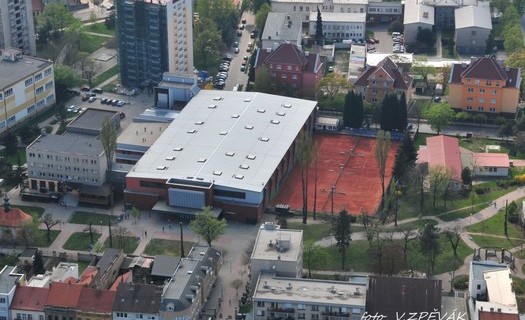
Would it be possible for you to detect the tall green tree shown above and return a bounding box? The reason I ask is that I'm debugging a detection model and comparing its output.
[254,66,273,93]
[419,224,441,277]
[195,0,239,46]
[190,207,227,246]
[37,3,76,41]
[33,249,46,275]
[303,240,327,277]
[424,103,455,134]
[296,131,314,224]
[316,73,352,101]
[396,93,408,131]
[193,18,223,72]
[255,3,272,36]
[461,167,472,186]
[380,94,397,131]
[54,65,82,102]
[100,117,117,183]
[375,130,392,207]
[332,209,352,270]
[345,91,363,128]
[315,8,324,45]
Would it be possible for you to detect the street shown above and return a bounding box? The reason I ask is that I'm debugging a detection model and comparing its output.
[223,11,254,91]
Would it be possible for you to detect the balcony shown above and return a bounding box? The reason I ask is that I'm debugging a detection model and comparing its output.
[267,307,295,313]
[321,311,351,318]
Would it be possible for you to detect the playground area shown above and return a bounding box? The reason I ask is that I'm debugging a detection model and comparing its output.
[272,133,398,216]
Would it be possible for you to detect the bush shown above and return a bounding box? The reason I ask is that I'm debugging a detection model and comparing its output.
[496,179,510,189]
[453,275,469,290]
[515,174,525,184]
[474,186,490,194]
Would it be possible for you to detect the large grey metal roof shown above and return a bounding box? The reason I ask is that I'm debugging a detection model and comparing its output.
[127,91,317,193]
[0,56,52,89]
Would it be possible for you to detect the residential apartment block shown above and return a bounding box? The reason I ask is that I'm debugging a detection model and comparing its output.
[255,43,323,97]
[270,0,367,22]
[0,0,36,55]
[116,0,193,88]
[353,56,413,104]
[10,286,49,320]
[308,12,366,42]
[252,273,367,320]
[0,266,25,320]
[448,57,521,115]
[367,0,403,23]
[0,50,55,134]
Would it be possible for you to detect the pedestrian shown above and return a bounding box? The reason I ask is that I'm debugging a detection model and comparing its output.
[162,226,165,232]
[145,230,148,237]
[494,202,497,208]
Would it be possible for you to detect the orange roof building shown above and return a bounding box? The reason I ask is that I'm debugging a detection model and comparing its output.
[0,198,32,228]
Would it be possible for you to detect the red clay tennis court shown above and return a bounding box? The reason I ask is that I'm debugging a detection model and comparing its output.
[272,133,398,216]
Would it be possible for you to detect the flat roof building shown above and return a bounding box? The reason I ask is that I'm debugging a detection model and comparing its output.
[124,91,317,222]
[252,273,367,320]
[116,122,170,165]
[66,108,120,136]
[261,13,303,50]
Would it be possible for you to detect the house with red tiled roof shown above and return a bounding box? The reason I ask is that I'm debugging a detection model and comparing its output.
[448,57,521,115]
[76,287,116,320]
[254,43,323,97]
[10,286,49,320]
[0,195,32,228]
[417,135,509,186]
[77,266,98,286]
[109,271,132,291]
[353,57,413,104]
[44,282,83,320]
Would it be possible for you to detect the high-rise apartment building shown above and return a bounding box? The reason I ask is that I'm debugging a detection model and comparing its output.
[116,0,193,88]
[0,0,36,55]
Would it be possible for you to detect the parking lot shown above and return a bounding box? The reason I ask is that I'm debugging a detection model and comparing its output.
[367,25,395,54]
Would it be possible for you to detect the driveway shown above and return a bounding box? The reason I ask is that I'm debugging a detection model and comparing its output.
[367,24,393,54]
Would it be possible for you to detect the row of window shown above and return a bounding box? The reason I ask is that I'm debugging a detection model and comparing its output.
[28,154,98,165]
[1,81,53,101]
[30,164,98,174]
[323,24,363,30]
[466,78,501,87]
[271,73,299,80]
[16,314,44,320]
[368,7,401,13]
[467,88,498,94]
[465,106,496,112]
[270,64,299,71]
[467,97,497,104]
[30,172,100,183]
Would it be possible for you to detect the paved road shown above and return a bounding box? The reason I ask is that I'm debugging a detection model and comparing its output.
[223,11,254,91]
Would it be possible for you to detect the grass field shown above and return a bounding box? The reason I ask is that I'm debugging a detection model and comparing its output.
[82,22,115,36]
[439,206,484,222]
[93,65,119,86]
[470,234,524,250]
[33,230,60,247]
[63,232,101,250]
[466,208,523,239]
[12,205,45,217]
[79,34,107,54]
[105,236,139,254]
[386,219,437,231]
[144,239,195,256]
[0,147,27,166]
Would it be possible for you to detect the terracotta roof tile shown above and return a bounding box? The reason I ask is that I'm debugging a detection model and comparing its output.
[10,286,49,312]
[263,43,307,66]
[0,208,32,228]
[354,57,412,89]
[78,266,98,286]
[46,282,83,308]
[77,287,116,313]
[450,57,520,87]
[110,271,132,291]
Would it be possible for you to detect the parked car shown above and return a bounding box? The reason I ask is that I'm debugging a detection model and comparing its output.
[234,47,240,53]
[81,95,89,101]
[101,98,108,104]
[239,24,244,30]
[367,38,375,44]
[117,100,125,107]
[88,96,97,102]
[243,56,248,61]
[241,18,246,24]
[80,85,91,92]
[241,65,246,72]
[92,87,103,94]
[66,105,75,112]
[250,31,256,39]
[111,99,118,106]
[233,41,239,48]
[237,30,242,37]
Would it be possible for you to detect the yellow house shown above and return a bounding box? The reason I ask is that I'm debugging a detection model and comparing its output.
[448,57,521,115]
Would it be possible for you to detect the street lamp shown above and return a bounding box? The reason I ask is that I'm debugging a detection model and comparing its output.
[331,185,335,217]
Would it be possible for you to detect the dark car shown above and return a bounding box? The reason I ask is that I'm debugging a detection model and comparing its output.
[92,87,103,94]
[81,95,89,101]
[80,85,91,92]
[101,98,108,104]
[241,18,246,24]
[250,32,256,39]
[111,99,118,106]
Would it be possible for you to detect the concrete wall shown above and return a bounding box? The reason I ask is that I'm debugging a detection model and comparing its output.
[455,27,490,56]
[404,23,432,44]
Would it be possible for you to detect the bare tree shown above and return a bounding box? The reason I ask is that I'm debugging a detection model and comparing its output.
[100,116,117,184]
[114,226,131,252]
[409,165,427,210]
[242,238,256,265]
[399,224,416,264]
[374,130,391,208]
[40,213,61,243]
[304,240,327,277]
[231,278,244,296]
[296,131,314,224]
[428,165,452,207]
[444,225,462,257]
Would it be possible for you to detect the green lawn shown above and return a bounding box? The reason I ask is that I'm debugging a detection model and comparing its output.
[318,234,471,275]
[92,65,119,87]
[33,230,60,247]
[12,205,45,217]
[439,206,484,222]
[105,236,139,254]
[144,239,195,256]
[466,208,523,239]
[69,211,120,225]
[79,34,107,54]
[82,22,115,36]
[386,219,437,231]
[288,222,333,242]
[470,234,524,250]
[0,147,27,166]
[63,232,101,250]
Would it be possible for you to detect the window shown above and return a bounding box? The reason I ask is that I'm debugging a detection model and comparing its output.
[479,88,485,94]
[467,88,474,93]
[44,68,52,77]
[35,73,42,81]
[25,78,33,86]
[492,89,497,95]
[372,89,377,94]
[490,98,496,104]
[0,93,2,100]
[479,98,485,103]
[36,86,44,94]
[311,305,319,311]
[490,108,496,112]
[299,6,303,11]
[475,79,480,85]
[467,97,473,102]
[478,107,484,111]
[372,80,376,85]
[496,81,500,86]
[471,30,477,36]
[5,88,13,97]
[466,106,472,110]
[257,301,265,307]
[298,304,305,310]
[45,81,54,90]
[486,80,491,85]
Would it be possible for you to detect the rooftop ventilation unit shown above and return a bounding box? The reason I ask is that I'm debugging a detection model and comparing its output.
[276,112,286,116]
[195,121,204,125]
[213,171,222,176]
[231,114,240,118]
[197,158,207,163]
[270,119,280,124]
[259,137,270,142]
[283,104,292,108]
[187,129,197,134]
[208,104,217,109]
[219,131,228,135]
[165,156,175,161]
[234,174,244,180]
[244,98,252,102]
[239,164,250,170]
[213,97,223,101]
[156,166,167,170]
[245,124,254,130]
[173,147,183,151]
[225,151,235,157]
[257,109,266,113]
[246,155,256,160]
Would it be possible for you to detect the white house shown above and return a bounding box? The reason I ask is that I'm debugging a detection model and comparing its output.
[271,0,367,22]
[404,0,435,44]
[309,11,366,41]
[455,2,492,55]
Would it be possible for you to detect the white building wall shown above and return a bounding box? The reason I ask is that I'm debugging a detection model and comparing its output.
[271,1,366,22]
[11,309,45,320]
[167,0,194,74]
[310,21,366,41]
[473,166,508,177]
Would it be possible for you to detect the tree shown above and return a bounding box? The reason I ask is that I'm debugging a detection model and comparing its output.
[231,278,244,296]
[254,66,273,93]
[332,209,352,270]
[419,224,441,277]
[40,213,60,243]
[100,116,117,183]
[461,167,472,187]
[428,165,452,207]
[193,18,223,72]
[396,93,408,131]
[33,249,46,275]
[303,240,327,277]
[380,94,398,131]
[105,10,116,29]
[255,3,272,36]
[196,0,239,46]
[315,8,324,45]
[375,130,391,208]
[37,3,76,40]
[455,111,473,122]
[114,226,131,252]
[316,73,351,101]
[440,66,451,93]
[444,226,462,258]
[242,238,256,265]
[415,29,436,51]
[312,142,319,220]
[2,131,18,154]
[399,225,416,264]
[54,65,82,102]
[499,120,515,141]
[412,58,436,90]
[504,26,524,53]
[19,214,39,247]
[424,103,455,134]
[345,91,364,128]
[130,207,140,223]
[190,206,227,246]
[389,20,403,33]
[296,131,314,224]
[251,0,270,12]
[409,165,426,210]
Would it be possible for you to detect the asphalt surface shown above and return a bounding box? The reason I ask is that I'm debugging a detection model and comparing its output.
[223,11,254,91]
